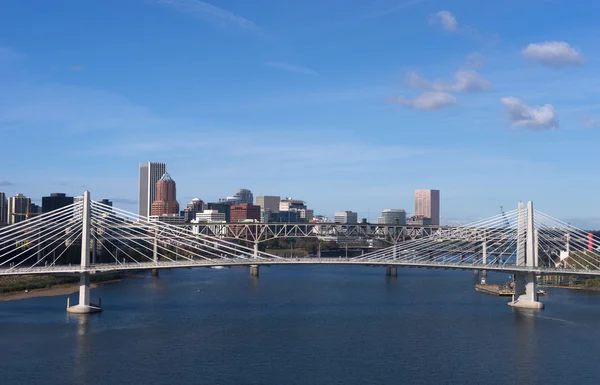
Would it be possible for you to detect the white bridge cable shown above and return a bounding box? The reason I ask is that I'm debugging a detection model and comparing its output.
[30,223,83,269]
[0,215,85,268]
[534,213,600,270]
[89,207,252,263]
[0,200,82,239]
[90,230,149,266]
[357,209,522,265]
[89,211,232,263]
[90,202,284,261]
[90,209,262,264]
[0,202,82,245]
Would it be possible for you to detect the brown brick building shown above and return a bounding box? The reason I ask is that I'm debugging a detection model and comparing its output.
[151,172,180,216]
[230,203,261,223]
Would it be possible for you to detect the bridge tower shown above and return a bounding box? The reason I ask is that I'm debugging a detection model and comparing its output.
[508,201,543,310]
[67,191,102,314]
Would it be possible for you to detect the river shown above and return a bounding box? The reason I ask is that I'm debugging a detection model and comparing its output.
[1,266,600,384]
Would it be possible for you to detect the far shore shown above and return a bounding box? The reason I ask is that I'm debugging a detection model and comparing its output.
[0,279,126,302]
[539,284,600,292]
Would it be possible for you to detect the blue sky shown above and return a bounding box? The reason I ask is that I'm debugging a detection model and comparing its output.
[1,0,600,227]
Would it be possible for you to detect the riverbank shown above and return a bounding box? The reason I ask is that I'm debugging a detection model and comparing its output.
[0,273,141,302]
[538,284,600,292]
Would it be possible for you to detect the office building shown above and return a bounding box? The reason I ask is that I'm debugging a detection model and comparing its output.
[279,198,306,212]
[183,198,204,222]
[42,193,74,213]
[148,215,185,225]
[206,202,232,222]
[194,210,226,223]
[151,172,180,216]
[334,211,358,224]
[414,189,440,226]
[377,209,407,225]
[138,162,166,218]
[0,192,7,225]
[220,188,254,205]
[7,194,31,224]
[256,195,280,223]
[97,199,113,207]
[299,208,314,222]
[230,203,261,223]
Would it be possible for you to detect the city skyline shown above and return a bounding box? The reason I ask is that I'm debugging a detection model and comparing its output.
[1,1,600,227]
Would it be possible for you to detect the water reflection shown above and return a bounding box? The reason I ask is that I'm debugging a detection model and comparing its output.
[512,310,539,384]
[68,313,91,384]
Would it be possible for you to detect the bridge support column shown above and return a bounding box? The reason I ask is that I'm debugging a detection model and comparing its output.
[254,242,258,258]
[152,232,159,277]
[481,241,487,283]
[67,191,102,314]
[250,265,259,276]
[508,201,543,310]
[386,266,397,277]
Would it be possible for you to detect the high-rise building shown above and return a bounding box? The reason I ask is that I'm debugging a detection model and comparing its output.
[42,193,74,213]
[219,188,254,205]
[138,162,166,218]
[0,192,7,225]
[256,195,280,223]
[97,199,113,207]
[206,202,232,222]
[230,203,261,223]
[377,209,407,225]
[183,198,204,222]
[7,194,32,224]
[414,189,440,226]
[279,198,306,212]
[151,172,180,216]
[334,211,358,224]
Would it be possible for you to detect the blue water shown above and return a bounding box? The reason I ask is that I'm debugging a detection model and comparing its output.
[1,266,600,384]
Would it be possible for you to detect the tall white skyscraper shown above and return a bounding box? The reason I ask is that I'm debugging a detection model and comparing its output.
[414,189,440,226]
[138,162,166,218]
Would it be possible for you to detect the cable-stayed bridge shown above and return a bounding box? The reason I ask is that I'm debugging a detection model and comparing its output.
[1,192,599,313]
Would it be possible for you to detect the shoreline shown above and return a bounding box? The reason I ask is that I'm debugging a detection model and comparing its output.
[539,284,600,292]
[0,279,125,302]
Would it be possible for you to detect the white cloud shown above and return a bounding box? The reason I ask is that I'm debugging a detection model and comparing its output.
[463,52,483,68]
[522,41,584,67]
[406,70,491,93]
[264,61,318,76]
[394,92,457,110]
[432,10,457,31]
[500,97,558,130]
[153,0,260,32]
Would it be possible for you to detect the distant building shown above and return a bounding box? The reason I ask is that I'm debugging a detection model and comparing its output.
[256,195,280,222]
[183,198,204,222]
[97,199,113,207]
[194,210,226,223]
[7,194,31,224]
[406,215,433,226]
[151,172,180,216]
[230,203,261,223]
[42,193,74,213]
[272,210,302,223]
[30,203,41,217]
[0,192,7,225]
[220,188,254,205]
[377,209,406,225]
[334,211,358,224]
[206,202,232,222]
[414,189,440,226]
[279,198,306,212]
[148,215,185,225]
[312,215,331,223]
[299,208,314,222]
[138,162,166,218]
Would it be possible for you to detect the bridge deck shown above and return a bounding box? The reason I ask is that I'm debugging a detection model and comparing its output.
[1,258,599,277]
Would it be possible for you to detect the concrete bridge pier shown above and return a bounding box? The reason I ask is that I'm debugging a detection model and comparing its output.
[152,232,159,277]
[67,272,102,314]
[386,266,397,277]
[66,191,102,314]
[508,272,543,309]
[250,265,259,276]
